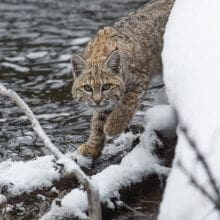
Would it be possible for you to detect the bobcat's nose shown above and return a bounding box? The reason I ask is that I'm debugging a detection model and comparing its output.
[93,94,102,106]
[94,99,102,105]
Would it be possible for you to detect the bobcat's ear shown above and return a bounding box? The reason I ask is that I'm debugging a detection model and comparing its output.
[71,54,87,78]
[105,50,121,74]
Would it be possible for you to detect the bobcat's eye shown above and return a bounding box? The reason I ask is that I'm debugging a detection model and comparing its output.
[102,83,111,91]
[84,85,92,92]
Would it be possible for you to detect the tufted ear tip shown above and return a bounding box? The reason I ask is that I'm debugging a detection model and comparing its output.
[105,50,121,74]
[71,54,87,78]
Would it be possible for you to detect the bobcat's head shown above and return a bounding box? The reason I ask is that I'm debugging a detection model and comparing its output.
[71,50,125,110]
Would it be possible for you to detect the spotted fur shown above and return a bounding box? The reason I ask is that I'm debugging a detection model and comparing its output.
[72,0,175,158]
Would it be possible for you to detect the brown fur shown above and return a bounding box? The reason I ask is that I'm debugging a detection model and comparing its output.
[72,0,175,158]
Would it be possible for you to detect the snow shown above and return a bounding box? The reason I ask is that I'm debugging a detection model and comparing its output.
[145,105,177,138]
[154,87,169,105]
[102,132,136,156]
[0,104,175,219]
[41,126,169,219]
[0,156,60,196]
[159,0,220,219]
[72,152,93,168]
[73,132,136,168]
[0,194,7,208]
[148,72,164,88]
[56,157,82,176]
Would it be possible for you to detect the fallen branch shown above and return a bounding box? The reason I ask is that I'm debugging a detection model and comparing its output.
[0,83,101,220]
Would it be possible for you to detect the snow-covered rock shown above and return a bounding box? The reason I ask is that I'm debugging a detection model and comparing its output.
[41,128,169,220]
[159,0,220,219]
[145,105,177,138]
[73,132,136,168]
[149,72,164,88]
[0,156,60,196]
[0,125,169,219]
[154,87,169,105]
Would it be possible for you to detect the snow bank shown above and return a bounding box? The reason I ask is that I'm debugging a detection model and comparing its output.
[41,126,170,220]
[159,0,220,219]
[0,132,137,200]
[0,156,59,196]
[145,105,177,138]
[73,132,136,168]
[154,87,169,105]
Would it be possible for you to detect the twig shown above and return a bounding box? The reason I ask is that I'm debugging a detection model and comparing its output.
[0,83,101,220]
[140,199,159,204]
[174,108,220,210]
[177,160,219,209]
[180,126,220,200]
[201,207,215,220]
[122,202,148,217]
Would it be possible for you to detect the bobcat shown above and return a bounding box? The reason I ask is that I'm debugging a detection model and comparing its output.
[72,0,175,159]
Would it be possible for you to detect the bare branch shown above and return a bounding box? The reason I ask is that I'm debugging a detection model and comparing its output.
[180,126,220,200]
[173,108,220,210]
[122,202,148,217]
[177,160,220,209]
[0,83,101,220]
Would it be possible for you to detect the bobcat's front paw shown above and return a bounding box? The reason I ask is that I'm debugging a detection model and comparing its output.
[77,143,103,159]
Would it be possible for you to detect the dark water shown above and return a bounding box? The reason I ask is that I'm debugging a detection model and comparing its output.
[0,0,169,219]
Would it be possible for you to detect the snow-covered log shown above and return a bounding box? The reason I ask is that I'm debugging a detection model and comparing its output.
[41,104,176,219]
[159,0,220,219]
[41,124,171,219]
[0,133,137,199]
